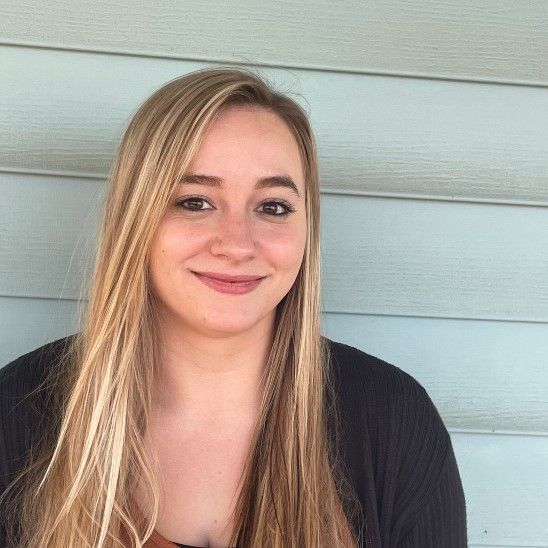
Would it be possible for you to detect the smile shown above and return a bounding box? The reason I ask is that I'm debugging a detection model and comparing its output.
[191,271,265,295]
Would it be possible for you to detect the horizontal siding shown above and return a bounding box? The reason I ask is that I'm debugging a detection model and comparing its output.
[320,195,548,321]
[0,46,547,205]
[0,0,546,85]
[2,173,547,322]
[323,313,548,432]
[1,316,547,545]
[0,173,102,299]
[2,299,547,433]
[0,296,81,365]
[1,11,546,544]
[452,431,548,546]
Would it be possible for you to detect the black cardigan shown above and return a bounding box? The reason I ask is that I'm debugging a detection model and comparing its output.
[0,335,467,547]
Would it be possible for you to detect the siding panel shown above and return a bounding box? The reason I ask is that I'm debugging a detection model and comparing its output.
[1,46,547,204]
[0,0,546,84]
[0,296,81,364]
[2,300,547,433]
[1,6,547,543]
[323,313,548,432]
[0,173,102,299]
[1,317,546,546]
[1,173,547,323]
[452,431,548,546]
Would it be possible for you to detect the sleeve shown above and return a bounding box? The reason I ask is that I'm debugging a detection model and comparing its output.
[0,361,19,548]
[396,437,467,547]
[0,342,61,548]
[390,374,468,547]
[0,444,7,548]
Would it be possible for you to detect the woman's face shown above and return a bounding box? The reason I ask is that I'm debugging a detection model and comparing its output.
[148,105,308,338]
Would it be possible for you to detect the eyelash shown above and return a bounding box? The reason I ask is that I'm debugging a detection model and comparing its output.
[175,196,296,217]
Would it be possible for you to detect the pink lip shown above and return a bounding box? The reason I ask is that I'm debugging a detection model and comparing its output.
[191,271,265,295]
[192,271,265,283]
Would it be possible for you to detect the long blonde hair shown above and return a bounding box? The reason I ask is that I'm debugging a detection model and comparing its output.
[2,66,363,547]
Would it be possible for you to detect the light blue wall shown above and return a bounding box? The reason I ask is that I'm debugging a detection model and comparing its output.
[1,2,547,545]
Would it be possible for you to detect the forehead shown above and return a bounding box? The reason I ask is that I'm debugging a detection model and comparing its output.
[185,105,305,187]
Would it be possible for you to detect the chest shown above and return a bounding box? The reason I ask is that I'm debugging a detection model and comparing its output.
[137,413,256,547]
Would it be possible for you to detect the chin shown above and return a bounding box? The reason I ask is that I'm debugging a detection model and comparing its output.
[197,322,259,337]
[197,309,273,334]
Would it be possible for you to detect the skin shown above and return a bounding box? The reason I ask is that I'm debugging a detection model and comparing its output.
[147,104,308,423]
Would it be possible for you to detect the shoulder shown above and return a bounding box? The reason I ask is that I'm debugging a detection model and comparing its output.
[0,334,76,403]
[0,334,77,491]
[0,334,77,457]
[323,335,444,423]
[322,336,455,529]
[323,334,449,445]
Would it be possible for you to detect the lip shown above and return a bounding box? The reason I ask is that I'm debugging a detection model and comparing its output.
[191,271,265,295]
[191,271,265,283]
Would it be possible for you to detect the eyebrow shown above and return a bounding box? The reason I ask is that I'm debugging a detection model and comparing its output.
[179,173,301,198]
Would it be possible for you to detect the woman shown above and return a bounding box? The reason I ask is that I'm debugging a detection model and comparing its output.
[0,66,467,547]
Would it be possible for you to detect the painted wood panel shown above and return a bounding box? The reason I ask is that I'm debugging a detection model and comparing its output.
[0,296,81,364]
[1,173,547,322]
[451,431,548,546]
[320,194,548,321]
[2,298,547,433]
[1,314,547,546]
[0,0,546,84]
[0,7,546,542]
[322,313,548,432]
[0,173,102,299]
[1,46,547,205]
[469,545,546,548]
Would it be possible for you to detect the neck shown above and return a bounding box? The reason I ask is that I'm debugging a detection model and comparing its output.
[152,312,276,420]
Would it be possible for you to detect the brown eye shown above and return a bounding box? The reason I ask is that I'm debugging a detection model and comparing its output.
[259,200,295,217]
[175,197,295,217]
[175,197,212,211]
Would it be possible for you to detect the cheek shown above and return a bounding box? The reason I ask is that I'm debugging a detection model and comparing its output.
[151,223,203,263]
[262,225,307,270]
[150,219,307,271]
[148,226,186,287]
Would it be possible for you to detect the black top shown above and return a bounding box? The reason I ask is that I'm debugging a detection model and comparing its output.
[0,334,467,547]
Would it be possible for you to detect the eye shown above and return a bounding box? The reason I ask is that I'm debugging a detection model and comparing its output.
[175,197,296,217]
[258,200,296,217]
[175,196,213,212]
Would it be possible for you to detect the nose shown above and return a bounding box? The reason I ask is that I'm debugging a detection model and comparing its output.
[210,211,257,261]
